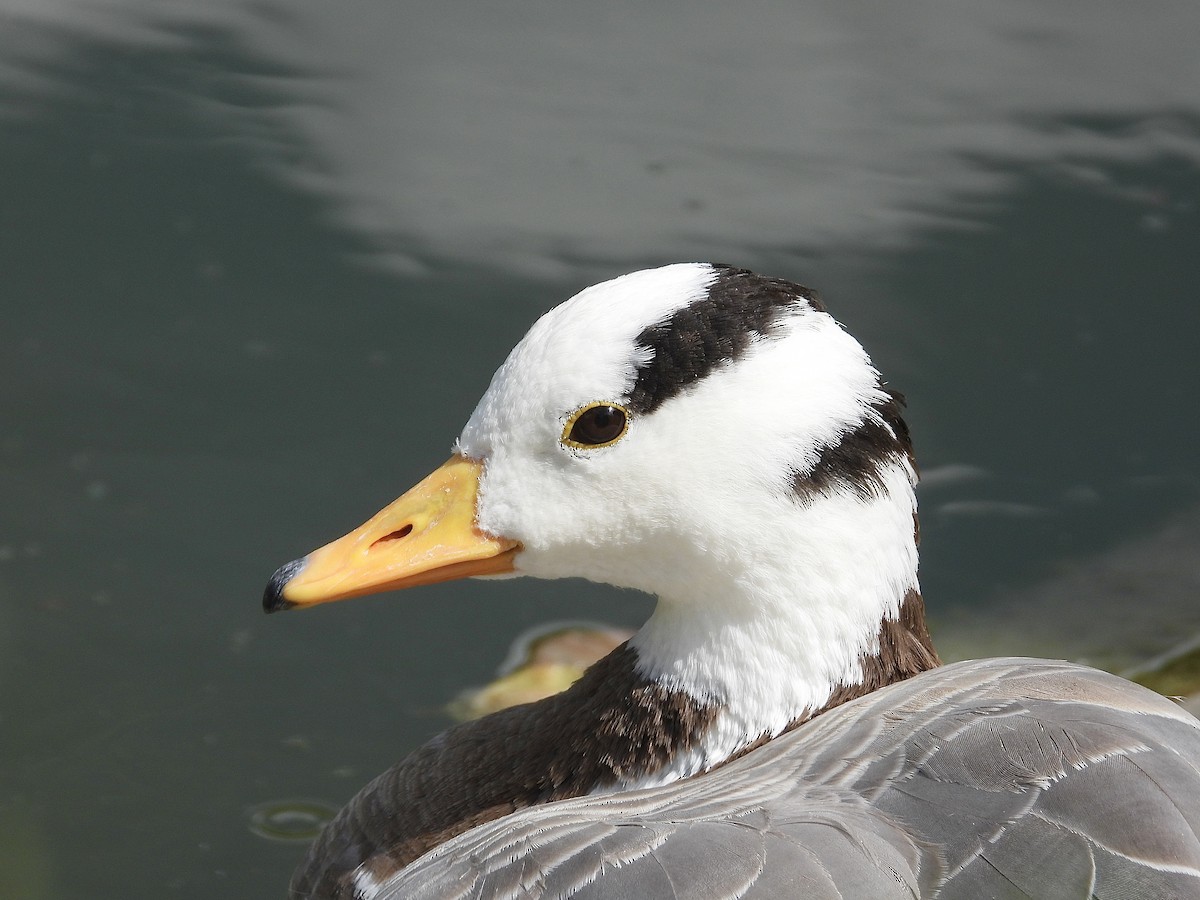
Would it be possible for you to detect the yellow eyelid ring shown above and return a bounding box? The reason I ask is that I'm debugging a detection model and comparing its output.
[561,401,631,450]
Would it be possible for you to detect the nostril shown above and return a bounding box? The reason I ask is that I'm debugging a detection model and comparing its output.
[371,523,413,549]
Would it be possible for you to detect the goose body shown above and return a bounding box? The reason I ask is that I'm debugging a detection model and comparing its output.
[265,264,1200,899]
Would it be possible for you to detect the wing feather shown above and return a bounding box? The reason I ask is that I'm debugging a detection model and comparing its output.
[349,660,1200,900]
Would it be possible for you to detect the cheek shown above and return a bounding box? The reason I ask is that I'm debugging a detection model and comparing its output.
[475,452,580,546]
[476,451,653,552]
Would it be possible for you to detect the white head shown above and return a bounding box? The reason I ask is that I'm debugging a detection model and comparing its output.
[271,263,926,774]
[457,264,921,760]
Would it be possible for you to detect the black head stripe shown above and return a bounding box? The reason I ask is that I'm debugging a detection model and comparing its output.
[793,387,916,502]
[627,266,821,415]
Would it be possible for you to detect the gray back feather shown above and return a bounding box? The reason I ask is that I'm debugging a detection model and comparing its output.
[361,659,1200,900]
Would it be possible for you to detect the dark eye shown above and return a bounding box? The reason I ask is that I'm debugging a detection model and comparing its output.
[563,403,629,448]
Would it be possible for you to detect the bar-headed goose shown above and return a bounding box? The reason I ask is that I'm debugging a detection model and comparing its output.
[266,264,1200,899]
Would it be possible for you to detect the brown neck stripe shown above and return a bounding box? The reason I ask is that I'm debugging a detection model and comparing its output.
[289,644,717,898]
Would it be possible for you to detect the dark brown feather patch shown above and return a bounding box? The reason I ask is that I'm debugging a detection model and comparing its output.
[720,589,940,769]
[627,266,820,416]
[792,387,916,503]
[289,645,717,899]
[820,588,941,711]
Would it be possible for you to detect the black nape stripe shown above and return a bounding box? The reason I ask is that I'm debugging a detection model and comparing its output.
[793,388,916,502]
[626,265,821,416]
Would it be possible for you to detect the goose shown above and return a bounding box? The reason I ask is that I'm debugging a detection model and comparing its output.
[264,263,1200,899]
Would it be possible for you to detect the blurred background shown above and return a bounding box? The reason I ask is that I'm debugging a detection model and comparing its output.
[2,1,1199,896]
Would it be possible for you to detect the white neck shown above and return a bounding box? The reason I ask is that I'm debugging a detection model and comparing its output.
[617,462,920,788]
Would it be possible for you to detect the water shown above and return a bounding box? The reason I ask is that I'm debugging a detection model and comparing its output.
[1,1,1198,896]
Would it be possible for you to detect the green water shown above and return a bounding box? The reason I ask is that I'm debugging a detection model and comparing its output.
[1,2,1199,896]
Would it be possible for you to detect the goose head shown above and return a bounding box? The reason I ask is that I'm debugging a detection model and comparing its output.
[265,263,926,761]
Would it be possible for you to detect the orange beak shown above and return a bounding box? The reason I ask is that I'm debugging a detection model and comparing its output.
[263,456,520,612]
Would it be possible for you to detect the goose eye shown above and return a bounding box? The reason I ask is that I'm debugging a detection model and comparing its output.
[563,403,629,449]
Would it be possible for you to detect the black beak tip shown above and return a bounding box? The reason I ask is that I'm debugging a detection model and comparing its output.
[263,557,307,614]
